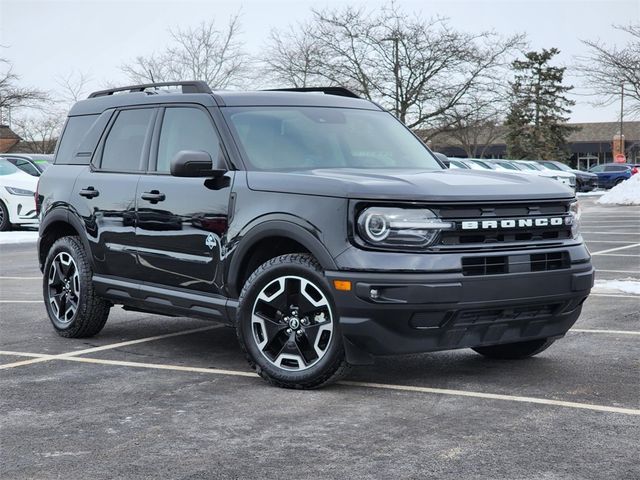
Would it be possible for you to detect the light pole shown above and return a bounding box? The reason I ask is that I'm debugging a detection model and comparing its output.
[620,82,624,139]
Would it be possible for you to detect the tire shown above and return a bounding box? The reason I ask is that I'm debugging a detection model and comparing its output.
[43,236,110,338]
[236,253,349,389]
[614,178,625,186]
[472,338,555,360]
[0,201,11,231]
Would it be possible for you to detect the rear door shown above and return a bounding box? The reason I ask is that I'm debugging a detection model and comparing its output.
[72,107,156,279]
[134,105,234,295]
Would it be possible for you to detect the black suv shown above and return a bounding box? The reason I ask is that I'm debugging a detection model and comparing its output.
[37,81,594,389]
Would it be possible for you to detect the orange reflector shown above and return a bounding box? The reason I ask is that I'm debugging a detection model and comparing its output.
[333,280,352,291]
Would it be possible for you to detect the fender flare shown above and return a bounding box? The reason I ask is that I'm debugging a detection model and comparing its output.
[38,207,93,271]
[226,217,337,297]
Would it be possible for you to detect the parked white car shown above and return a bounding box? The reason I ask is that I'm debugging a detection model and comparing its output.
[512,160,576,190]
[0,158,39,231]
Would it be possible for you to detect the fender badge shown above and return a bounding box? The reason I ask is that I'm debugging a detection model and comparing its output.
[205,234,216,250]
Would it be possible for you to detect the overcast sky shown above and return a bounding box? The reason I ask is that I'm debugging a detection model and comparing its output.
[1,0,638,122]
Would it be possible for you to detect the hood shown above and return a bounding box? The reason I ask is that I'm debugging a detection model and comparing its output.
[0,171,38,192]
[541,170,575,179]
[247,168,575,202]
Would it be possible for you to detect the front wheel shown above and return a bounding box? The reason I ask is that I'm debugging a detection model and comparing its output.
[472,338,555,359]
[236,254,349,389]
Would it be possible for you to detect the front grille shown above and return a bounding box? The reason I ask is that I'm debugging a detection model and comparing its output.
[461,256,508,276]
[462,252,569,276]
[454,303,561,327]
[530,252,569,272]
[432,200,573,250]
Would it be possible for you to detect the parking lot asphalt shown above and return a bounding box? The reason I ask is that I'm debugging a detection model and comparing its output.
[1,196,639,480]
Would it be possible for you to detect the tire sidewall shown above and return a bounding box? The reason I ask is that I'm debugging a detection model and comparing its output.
[43,237,89,332]
[0,201,10,231]
[237,256,344,385]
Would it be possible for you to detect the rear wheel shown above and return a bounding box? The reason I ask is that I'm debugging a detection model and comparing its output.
[614,177,626,186]
[236,254,349,389]
[472,338,555,359]
[0,201,11,231]
[43,236,110,337]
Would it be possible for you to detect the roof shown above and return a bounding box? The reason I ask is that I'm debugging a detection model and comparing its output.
[0,125,20,140]
[568,122,640,142]
[426,121,640,148]
[69,89,379,116]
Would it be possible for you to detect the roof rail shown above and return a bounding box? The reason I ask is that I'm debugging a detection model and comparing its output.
[88,81,212,98]
[263,87,360,99]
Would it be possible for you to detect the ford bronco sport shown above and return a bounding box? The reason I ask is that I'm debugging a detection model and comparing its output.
[37,81,594,388]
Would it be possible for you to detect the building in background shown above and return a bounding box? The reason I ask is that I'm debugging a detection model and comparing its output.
[0,125,21,153]
[428,121,640,169]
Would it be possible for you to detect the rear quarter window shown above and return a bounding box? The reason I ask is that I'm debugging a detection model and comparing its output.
[54,114,100,165]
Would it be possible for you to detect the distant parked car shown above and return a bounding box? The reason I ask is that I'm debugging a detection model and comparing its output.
[447,158,489,170]
[536,160,598,192]
[447,159,471,169]
[0,154,54,177]
[433,152,451,167]
[511,160,576,190]
[0,158,39,231]
[588,163,632,188]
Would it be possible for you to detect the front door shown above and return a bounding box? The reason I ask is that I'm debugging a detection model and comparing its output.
[72,107,156,279]
[135,106,233,295]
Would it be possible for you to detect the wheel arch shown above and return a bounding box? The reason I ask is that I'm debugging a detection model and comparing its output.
[227,219,337,298]
[38,208,92,272]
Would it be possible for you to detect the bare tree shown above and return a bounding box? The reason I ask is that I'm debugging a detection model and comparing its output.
[264,3,524,131]
[436,89,507,157]
[0,56,48,124]
[121,14,249,88]
[55,71,91,105]
[12,113,63,153]
[263,23,326,88]
[576,23,640,117]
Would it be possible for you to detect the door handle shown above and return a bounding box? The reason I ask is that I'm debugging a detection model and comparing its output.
[141,190,166,203]
[79,186,99,198]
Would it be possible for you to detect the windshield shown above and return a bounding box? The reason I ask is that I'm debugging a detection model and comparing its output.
[224,107,442,171]
[518,162,539,171]
[0,159,20,176]
[540,161,562,171]
[495,161,519,171]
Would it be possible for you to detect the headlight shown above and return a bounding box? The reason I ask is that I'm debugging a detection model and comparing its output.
[5,186,34,196]
[356,207,454,248]
[567,201,581,238]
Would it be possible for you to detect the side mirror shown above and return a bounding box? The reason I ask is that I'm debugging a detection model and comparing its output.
[170,150,226,178]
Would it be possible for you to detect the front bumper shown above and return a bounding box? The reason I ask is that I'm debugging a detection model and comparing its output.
[1,195,38,225]
[325,261,594,364]
[577,177,597,192]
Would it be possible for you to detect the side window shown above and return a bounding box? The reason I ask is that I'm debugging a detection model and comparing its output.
[590,165,604,173]
[13,159,40,176]
[55,115,99,164]
[101,109,154,172]
[156,107,221,173]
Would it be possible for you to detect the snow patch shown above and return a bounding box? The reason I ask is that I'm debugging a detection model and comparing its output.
[593,279,640,296]
[597,174,640,205]
[0,231,39,245]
